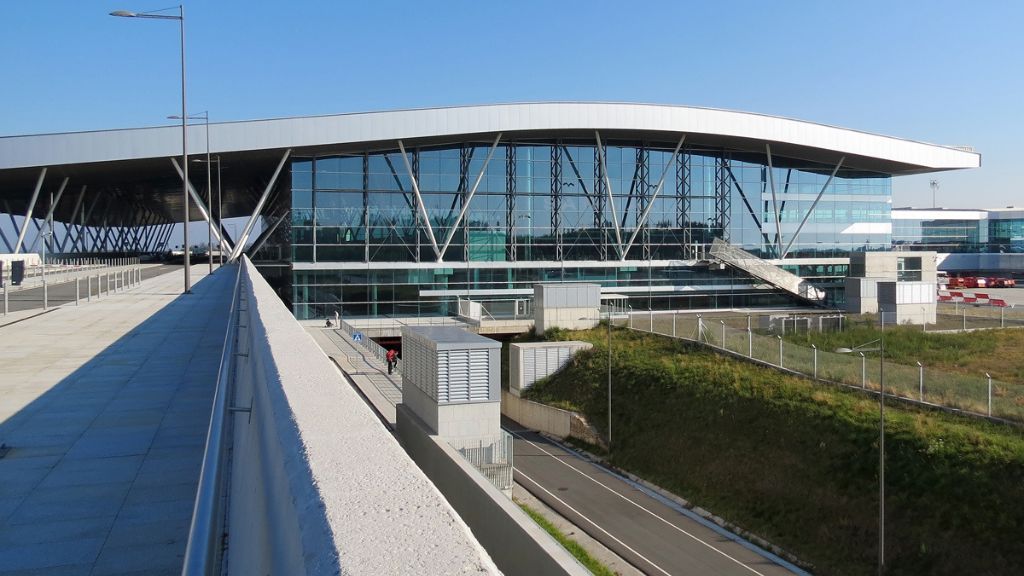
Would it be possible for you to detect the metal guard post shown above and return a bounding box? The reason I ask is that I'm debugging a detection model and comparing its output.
[181,261,243,575]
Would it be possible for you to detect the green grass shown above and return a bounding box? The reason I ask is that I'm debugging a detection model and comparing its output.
[517,500,617,576]
[525,324,1024,576]
[782,315,1024,384]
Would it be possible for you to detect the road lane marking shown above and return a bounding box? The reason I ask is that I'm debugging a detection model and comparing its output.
[511,430,769,576]
[516,468,673,576]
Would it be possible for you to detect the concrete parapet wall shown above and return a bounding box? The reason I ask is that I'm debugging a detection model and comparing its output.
[396,404,590,576]
[228,260,498,575]
[502,390,572,438]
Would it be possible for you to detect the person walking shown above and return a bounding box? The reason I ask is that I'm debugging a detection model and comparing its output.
[386,348,397,375]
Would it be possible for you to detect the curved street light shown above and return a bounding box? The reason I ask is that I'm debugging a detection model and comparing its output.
[111,5,190,293]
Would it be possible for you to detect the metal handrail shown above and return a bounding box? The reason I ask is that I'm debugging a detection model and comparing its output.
[181,260,244,576]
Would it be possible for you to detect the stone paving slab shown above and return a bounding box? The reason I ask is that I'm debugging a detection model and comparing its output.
[0,265,234,576]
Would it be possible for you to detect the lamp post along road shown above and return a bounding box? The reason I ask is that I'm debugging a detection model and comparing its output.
[836,336,885,575]
[112,5,190,293]
[176,112,214,274]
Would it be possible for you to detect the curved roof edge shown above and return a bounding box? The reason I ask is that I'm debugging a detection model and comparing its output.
[0,102,980,174]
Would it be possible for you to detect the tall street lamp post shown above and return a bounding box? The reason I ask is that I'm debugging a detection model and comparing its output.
[175,112,213,274]
[836,335,886,575]
[111,5,190,293]
[607,306,613,452]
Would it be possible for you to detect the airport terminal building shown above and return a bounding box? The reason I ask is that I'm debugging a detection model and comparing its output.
[0,103,980,319]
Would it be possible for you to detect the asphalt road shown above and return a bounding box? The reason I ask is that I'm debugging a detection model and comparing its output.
[508,423,802,576]
[2,264,180,313]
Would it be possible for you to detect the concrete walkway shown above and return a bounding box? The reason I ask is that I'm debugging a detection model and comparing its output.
[0,265,234,576]
[305,325,403,427]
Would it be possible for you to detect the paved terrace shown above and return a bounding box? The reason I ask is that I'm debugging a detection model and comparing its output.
[0,265,233,575]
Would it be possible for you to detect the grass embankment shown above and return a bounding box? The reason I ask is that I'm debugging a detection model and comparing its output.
[516,501,616,576]
[524,326,1024,576]
[782,319,1024,384]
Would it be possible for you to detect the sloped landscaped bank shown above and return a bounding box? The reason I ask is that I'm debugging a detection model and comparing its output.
[524,326,1024,576]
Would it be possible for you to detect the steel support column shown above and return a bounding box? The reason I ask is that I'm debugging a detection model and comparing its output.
[622,135,685,259]
[230,148,292,261]
[170,157,234,254]
[677,151,692,257]
[594,144,608,261]
[595,131,624,259]
[438,133,502,261]
[30,177,69,253]
[766,144,783,258]
[782,157,845,259]
[397,140,440,261]
[551,144,563,261]
[58,185,87,253]
[14,167,47,254]
[506,145,517,262]
[715,154,732,241]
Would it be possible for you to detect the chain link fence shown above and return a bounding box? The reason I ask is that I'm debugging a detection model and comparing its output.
[624,309,1024,424]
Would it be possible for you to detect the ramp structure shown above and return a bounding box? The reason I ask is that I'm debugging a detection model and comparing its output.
[709,238,826,304]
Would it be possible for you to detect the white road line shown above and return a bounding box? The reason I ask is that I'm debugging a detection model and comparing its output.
[516,468,673,576]
[511,429,768,576]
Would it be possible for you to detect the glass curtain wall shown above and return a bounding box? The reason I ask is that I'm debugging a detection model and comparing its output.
[290,139,891,318]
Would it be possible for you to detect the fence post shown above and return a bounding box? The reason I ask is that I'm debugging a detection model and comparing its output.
[75,277,80,306]
[672,312,677,337]
[747,314,751,332]
[721,320,726,350]
[987,373,992,417]
[777,335,783,367]
[812,344,817,379]
[628,306,633,329]
[1001,307,1005,328]
[697,314,703,343]
[2,274,6,316]
[963,308,967,331]
[917,361,924,401]
[748,328,752,358]
[649,309,654,332]
[87,275,92,302]
[861,352,866,388]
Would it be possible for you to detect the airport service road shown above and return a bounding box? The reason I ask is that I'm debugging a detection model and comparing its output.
[508,425,802,576]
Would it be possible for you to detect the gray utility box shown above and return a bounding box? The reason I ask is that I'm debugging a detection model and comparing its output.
[510,341,593,397]
[878,281,937,325]
[401,326,501,440]
[534,283,601,335]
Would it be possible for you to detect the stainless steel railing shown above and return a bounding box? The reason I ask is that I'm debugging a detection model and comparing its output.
[181,261,244,576]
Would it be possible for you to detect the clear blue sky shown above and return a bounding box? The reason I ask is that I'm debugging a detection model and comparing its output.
[2,0,1022,210]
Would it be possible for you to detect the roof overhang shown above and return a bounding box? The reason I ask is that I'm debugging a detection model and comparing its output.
[0,102,980,174]
[0,102,981,226]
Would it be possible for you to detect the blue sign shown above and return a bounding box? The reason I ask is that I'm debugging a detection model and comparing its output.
[352,332,364,342]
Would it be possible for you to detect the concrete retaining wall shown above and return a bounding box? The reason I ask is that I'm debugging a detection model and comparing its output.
[502,390,572,438]
[396,404,590,576]
[227,259,498,575]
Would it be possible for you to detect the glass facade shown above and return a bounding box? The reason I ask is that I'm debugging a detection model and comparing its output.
[891,210,1024,254]
[989,216,1024,253]
[287,138,892,319]
[892,213,987,253]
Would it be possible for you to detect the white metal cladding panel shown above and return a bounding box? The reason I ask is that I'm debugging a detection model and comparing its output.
[523,349,536,388]
[437,349,491,403]
[406,333,438,402]
[0,103,979,171]
[468,350,490,401]
[896,282,934,304]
